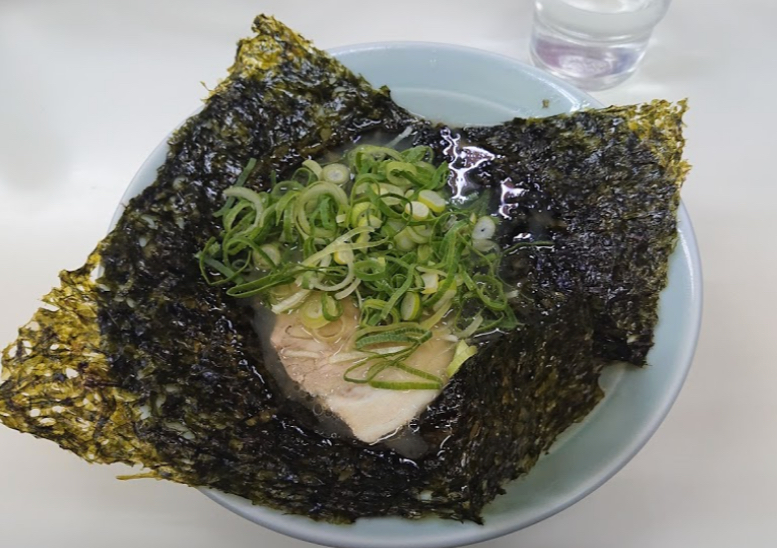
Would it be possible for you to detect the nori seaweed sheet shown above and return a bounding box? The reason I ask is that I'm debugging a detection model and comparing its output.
[0,16,689,523]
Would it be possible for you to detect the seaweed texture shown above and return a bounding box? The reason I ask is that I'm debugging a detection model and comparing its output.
[0,16,688,523]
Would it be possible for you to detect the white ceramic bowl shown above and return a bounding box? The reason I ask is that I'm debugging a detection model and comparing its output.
[117,42,702,548]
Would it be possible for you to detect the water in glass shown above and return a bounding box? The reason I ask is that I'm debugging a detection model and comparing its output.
[530,0,671,90]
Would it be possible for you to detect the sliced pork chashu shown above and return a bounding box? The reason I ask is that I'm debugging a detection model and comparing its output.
[270,299,455,444]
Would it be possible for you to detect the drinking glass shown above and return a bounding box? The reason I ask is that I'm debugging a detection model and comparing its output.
[530,0,672,91]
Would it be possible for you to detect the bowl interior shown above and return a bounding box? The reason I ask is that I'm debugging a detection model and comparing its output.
[117,42,701,548]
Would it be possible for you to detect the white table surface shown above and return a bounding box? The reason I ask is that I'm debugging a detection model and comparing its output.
[1,1,774,547]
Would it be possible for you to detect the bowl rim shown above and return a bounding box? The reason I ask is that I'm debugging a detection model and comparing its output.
[327,40,602,112]
[116,40,702,548]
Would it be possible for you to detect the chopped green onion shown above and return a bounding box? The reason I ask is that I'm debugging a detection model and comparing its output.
[385,161,417,187]
[472,215,497,240]
[321,293,343,321]
[394,229,416,251]
[421,272,439,295]
[473,238,497,252]
[400,292,421,321]
[333,246,354,265]
[300,293,329,330]
[406,226,432,244]
[417,189,446,213]
[200,138,522,391]
[368,379,442,391]
[354,257,387,281]
[271,288,311,314]
[322,162,350,185]
[302,159,323,178]
[355,324,431,349]
[446,340,477,378]
[357,214,383,228]
[417,244,432,262]
[404,200,430,221]
[252,243,281,269]
[454,314,484,339]
[214,158,258,218]
[378,182,405,196]
[334,278,361,300]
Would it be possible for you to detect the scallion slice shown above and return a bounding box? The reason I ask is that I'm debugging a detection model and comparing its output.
[200,139,529,390]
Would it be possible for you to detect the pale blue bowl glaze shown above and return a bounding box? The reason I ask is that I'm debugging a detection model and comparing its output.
[119,43,702,548]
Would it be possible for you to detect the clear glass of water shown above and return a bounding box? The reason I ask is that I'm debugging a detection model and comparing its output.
[530,0,672,91]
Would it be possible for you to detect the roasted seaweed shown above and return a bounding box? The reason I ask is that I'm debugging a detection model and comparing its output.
[0,16,689,523]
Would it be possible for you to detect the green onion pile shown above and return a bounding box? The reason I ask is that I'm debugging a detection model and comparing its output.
[198,143,520,390]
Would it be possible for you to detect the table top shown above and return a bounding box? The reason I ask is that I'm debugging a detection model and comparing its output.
[1,2,774,547]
